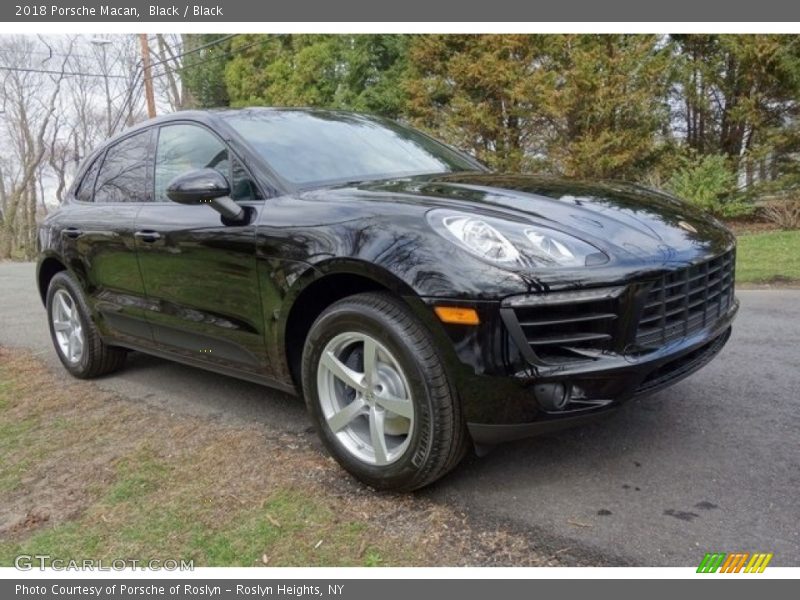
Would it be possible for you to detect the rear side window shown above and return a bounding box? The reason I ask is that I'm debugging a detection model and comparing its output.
[94,130,152,203]
[74,155,103,202]
[155,123,261,202]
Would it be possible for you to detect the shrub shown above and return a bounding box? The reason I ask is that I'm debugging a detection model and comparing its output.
[720,201,756,219]
[666,154,740,217]
[760,197,800,230]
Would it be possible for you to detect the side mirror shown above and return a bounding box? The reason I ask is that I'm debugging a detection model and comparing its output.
[166,168,245,223]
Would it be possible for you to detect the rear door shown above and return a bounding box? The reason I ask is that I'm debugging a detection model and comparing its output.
[134,121,269,375]
[58,129,155,344]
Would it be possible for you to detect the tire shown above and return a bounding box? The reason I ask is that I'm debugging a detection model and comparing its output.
[46,271,126,379]
[302,292,467,491]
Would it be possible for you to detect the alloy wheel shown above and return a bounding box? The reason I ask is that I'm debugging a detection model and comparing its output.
[316,332,414,466]
[51,288,85,365]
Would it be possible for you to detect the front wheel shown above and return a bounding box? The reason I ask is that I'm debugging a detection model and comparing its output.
[302,292,467,491]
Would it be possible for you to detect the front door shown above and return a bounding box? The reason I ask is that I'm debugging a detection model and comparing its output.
[134,122,269,375]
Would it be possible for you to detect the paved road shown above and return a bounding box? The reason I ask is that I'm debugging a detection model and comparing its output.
[1,261,798,566]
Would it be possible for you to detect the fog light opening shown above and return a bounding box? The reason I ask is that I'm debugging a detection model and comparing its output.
[534,382,571,411]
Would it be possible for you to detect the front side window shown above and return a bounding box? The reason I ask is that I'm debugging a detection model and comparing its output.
[93,130,152,203]
[154,123,260,202]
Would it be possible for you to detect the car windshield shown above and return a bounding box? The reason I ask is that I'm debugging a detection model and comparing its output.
[221,110,481,187]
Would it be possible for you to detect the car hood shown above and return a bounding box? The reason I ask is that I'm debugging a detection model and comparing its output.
[342,172,735,265]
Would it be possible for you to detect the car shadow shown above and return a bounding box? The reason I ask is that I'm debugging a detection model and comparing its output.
[108,351,310,434]
[116,349,683,483]
[429,388,689,493]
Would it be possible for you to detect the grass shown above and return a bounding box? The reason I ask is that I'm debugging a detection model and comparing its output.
[0,348,561,568]
[735,230,800,285]
[0,355,415,567]
[3,482,386,567]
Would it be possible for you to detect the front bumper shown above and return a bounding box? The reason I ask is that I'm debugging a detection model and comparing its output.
[466,320,733,444]
[420,265,739,445]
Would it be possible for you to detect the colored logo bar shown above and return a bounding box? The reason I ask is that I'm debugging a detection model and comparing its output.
[697,552,773,573]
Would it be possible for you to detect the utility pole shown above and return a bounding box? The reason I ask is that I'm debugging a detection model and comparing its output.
[138,33,156,119]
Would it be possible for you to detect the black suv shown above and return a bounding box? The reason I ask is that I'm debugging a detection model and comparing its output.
[37,108,738,490]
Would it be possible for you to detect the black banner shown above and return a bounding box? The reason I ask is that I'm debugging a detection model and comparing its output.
[4,579,797,599]
[3,0,800,22]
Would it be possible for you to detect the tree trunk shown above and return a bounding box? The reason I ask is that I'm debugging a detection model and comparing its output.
[181,34,198,109]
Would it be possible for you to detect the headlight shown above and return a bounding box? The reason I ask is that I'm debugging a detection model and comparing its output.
[442,215,520,263]
[428,209,607,269]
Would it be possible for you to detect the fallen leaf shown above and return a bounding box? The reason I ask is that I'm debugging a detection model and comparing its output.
[566,519,592,528]
[265,513,281,528]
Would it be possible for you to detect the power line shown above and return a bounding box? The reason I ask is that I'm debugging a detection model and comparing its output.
[107,35,239,134]
[109,70,143,134]
[0,65,128,79]
[0,34,239,85]
[148,34,239,69]
[0,48,100,61]
[150,37,264,82]
[108,35,257,135]
[0,35,243,84]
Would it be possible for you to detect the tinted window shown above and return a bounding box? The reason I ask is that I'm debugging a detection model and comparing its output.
[155,123,261,202]
[230,157,261,201]
[75,155,102,202]
[94,131,152,203]
[222,110,479,187]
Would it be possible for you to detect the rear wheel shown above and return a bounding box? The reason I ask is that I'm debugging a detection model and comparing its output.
[46,271,126,378]
[302,292,467,491]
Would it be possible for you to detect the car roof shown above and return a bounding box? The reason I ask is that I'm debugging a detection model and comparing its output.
[117,107,378,136]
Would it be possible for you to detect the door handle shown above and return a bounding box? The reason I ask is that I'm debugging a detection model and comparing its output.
[134,230,162,243]
[63,227,82,239]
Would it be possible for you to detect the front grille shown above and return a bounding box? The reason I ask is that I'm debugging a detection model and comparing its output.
[635,250,735,349]
[506,288,622,363]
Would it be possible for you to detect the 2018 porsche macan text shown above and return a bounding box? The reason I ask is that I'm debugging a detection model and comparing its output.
[38,109,738,490]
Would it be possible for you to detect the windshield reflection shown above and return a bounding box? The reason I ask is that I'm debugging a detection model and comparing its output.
[222,108,482,187]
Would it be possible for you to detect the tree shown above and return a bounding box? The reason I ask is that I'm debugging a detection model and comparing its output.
[406,35,672,177]
[1,33,799,262]
[151,34,188,111]
[225,35,340,107]
[545,35,673,179]
[332,35,409,117]
[181,34,232,108]
[667,153,739,216]
[406,35,556,172]
[672,35,800,188]
[222,34,408,116]
[0,36,74,258]
[0,34,154,258]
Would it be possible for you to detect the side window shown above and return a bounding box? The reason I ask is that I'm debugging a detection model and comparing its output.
[94,131,152,203]
[74,154,103,202]
[155,123,261,202]
[231,157,262,201]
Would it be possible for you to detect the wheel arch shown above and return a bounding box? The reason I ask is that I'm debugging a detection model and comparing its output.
[280,258,432,392]
[36,254,68,306]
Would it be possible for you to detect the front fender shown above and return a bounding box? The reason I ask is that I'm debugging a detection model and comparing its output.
[275,257,424,347]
